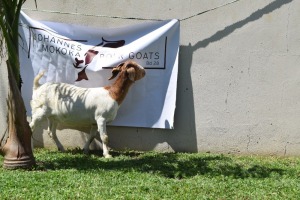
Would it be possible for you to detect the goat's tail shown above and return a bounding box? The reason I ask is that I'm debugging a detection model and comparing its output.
[33,71,45,90]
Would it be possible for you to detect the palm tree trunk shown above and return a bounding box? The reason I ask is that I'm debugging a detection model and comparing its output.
[1,61,35,169]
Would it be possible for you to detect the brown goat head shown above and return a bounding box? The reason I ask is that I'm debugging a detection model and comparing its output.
[108,61,145,81]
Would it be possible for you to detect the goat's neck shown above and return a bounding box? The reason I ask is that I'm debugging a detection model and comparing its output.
[105,73,134,105]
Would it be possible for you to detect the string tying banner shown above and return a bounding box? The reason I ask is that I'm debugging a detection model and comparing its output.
[22,0,243,22]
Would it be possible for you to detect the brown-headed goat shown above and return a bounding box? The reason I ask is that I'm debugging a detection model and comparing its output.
[30,61,145,158]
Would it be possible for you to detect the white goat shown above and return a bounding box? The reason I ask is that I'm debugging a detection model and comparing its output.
[30,61,145,158]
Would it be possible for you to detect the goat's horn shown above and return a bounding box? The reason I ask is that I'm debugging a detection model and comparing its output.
[108,62,124,80]
[108,68,120,80]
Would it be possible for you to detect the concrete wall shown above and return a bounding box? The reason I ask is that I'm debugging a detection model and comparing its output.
[1,0,300,155]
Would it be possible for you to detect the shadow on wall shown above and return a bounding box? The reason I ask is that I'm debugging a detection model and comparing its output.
[108,0,294,153]
[192,0,293,51]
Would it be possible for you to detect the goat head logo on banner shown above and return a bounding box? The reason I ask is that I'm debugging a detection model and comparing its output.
[74,37,125,81]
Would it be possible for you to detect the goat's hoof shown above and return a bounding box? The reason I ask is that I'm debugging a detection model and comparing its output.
[58,147,66,152]
[83,149,89,155]
[104,154,112,158]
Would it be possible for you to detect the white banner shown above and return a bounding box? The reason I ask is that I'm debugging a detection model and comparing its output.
[19,11,179,129]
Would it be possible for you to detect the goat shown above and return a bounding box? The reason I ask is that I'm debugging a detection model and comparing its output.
[30,61,146,158]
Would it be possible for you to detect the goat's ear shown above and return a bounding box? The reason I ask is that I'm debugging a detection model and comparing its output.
[108,68,120,80]
[126,67,136,81]
[108,63,124,80]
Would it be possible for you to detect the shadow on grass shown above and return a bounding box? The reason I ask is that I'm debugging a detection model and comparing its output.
[34,149,286,180]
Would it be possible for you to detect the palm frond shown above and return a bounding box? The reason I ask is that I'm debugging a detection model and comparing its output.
[0,0,27,87]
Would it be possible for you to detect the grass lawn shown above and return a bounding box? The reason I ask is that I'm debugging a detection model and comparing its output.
[1,148,300,199]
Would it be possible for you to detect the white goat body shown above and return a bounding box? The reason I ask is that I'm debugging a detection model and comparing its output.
[31,84,118,127]
[30,61,145,158]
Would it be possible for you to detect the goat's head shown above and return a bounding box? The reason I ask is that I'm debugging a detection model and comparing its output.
[108,61,146,81]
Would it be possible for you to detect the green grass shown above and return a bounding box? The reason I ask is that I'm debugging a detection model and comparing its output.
[1,148,300,199]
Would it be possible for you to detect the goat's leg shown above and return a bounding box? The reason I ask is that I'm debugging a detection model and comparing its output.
[83,125,97,154]
[47,119,65,152]
[97,118,111,158]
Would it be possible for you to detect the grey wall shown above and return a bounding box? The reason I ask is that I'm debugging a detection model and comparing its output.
[1,0,300,155]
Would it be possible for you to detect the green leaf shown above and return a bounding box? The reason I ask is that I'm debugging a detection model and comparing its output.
[0,0,26,87]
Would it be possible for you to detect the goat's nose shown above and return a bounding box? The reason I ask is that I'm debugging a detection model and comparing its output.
[142,70,146,77]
